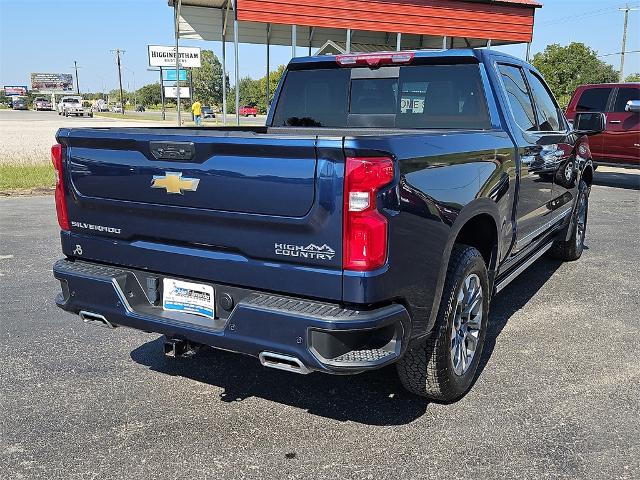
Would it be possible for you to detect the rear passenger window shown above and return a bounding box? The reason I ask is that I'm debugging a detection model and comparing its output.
[498,64,536,131]
[613,87,640,112]
[527,72,562,131]
[576,88,611,112]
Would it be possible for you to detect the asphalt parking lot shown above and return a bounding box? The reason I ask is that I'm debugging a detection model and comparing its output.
[1,173,639,479]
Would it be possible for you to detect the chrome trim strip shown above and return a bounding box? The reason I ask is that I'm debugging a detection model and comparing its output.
[495,240,554,294]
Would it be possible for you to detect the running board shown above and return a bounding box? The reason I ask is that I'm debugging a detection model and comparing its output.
[494,241,554,294]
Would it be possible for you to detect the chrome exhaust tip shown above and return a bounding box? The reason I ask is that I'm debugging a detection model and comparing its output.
[79,310,115,329]
[258,352,311,375]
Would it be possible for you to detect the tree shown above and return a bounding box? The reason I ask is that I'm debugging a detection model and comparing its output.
[136,82,161,107]
[192,49,228,107]
[238,76,262,108]
[532,42,619,108]
[624,73,640,83]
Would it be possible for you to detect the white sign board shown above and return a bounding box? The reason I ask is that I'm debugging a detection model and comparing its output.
[148,45,201,68]
[164,86,191,99]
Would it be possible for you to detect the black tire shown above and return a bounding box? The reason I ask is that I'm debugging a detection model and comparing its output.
[397,245,489,401]
[551,179,589,261]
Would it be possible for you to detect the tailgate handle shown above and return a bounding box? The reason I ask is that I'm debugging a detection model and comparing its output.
[150,141,196,161]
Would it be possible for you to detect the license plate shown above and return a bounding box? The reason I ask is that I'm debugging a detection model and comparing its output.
[162,278,215,319]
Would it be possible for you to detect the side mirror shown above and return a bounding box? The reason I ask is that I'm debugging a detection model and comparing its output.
[625,99,640,113]
[574,112,606,135]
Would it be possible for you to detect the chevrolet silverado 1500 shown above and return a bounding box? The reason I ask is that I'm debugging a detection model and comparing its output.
[52,49,604,401]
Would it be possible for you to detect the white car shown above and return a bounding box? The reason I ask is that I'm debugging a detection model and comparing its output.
[58,97,92,117]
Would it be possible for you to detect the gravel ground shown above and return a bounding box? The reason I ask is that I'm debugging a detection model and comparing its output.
[0,110,159,165]
[0,110,266,165]
[0,173,638,479]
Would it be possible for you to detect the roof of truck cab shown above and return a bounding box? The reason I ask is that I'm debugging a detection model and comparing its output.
[289,48,527,67]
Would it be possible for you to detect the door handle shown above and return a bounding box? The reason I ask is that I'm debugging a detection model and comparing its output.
[609,120,621,124]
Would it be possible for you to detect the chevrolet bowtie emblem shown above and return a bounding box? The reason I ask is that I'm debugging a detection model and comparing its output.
[151,172,200,194]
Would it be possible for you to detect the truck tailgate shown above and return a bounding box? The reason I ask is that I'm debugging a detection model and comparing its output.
[57,128,345,300]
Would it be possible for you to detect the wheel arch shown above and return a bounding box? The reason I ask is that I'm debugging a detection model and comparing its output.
[423,199,502,335]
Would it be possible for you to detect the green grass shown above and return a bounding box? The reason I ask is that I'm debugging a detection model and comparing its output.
[0,164,55,191]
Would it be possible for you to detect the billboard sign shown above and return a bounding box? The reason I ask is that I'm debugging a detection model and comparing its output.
[163,69,188,81]
[4,85,28,96]
[30,73,73,92]
[164,86,191,99]
[149,45,201,68]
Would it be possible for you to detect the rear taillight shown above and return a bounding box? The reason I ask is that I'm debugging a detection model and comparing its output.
[343,157,394,271]
[51,143,69,231]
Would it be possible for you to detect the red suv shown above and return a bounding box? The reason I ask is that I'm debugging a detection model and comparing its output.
[566,83,639,166]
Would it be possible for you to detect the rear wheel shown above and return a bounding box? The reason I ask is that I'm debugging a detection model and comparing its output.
[397,245,489,401]
[551,179,589,261]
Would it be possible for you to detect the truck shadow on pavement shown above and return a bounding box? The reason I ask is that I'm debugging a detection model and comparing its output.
[593,170,640,190]
[130,256,563,426]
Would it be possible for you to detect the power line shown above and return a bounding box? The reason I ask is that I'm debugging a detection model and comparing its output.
[599,49,640,57]
[537,3,639,27]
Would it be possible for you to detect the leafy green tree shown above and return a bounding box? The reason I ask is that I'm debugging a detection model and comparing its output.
[624,73,640,83]
[532,42,619,107]
[192,50,228,107]
[238,76,262,108]
[136,82,161,107]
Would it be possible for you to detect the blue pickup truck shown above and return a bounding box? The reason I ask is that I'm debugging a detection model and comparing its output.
[52,49,604,401]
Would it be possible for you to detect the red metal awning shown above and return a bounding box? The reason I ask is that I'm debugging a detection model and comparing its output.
[236,0,539,43]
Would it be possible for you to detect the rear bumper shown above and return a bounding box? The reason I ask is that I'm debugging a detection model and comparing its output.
[53,259,409,374]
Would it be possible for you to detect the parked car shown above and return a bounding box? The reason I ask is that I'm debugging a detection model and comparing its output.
[33,97,53,111]
[94,100,109,112]
[57,97,92,117]
[11,98,28,110]
[565,83,640,166]
[202,105,216,118]
[52,49,603,401]
[239,105,258,117]
[112,103,124,114]
[135,105,146,112]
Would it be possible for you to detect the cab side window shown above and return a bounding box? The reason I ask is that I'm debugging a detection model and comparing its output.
[527,72,562,131]
[576,88,611,112]
[613,87,640,112]
[498,64,536,132]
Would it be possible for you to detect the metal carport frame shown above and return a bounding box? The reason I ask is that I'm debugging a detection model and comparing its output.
[169,0,541,126]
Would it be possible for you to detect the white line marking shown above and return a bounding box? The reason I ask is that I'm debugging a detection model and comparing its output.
[0,255,14,260]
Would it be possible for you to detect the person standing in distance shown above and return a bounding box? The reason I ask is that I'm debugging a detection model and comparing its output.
[191,99,202,126]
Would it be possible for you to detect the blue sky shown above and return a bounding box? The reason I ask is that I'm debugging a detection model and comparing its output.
[0,0,638,93]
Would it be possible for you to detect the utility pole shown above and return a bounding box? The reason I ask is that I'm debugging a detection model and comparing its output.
[619,5,639,81]
[73,61,80,94]
[110,49,126,115]
[174,0,182,126]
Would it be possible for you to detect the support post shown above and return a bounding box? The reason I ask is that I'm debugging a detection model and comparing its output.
[526,42,531,62]
[292,25,297,58]
[233,7,240,126]
[308,27,314,56]
[442,36,448,50]
[486,39,492,49]
[346,29,351,53]
[159,67,166,120]
[396,32,402,51]
[266,23,271,113]
[174,0,182,126]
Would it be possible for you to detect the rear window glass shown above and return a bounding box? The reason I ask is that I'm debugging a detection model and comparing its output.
[65,98,80,103]
[613,87,639,112]
[576,88,611,112]
[272,64,490,129]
